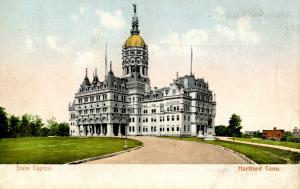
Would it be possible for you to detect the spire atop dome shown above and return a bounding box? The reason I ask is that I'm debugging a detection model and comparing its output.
[105,43,107,77]
[190,45,193,76]
[131,3,139,35]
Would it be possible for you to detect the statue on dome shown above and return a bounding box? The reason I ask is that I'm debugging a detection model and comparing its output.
[133,4,137,14]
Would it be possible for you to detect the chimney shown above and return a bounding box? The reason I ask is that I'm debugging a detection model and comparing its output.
[273,127,277,130]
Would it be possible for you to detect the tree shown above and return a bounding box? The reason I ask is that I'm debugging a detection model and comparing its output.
[8,115,20,138]
[228,114,242,137]
[29,115,43,137]
[253,131,262,138]
[39,127,50,136]
[58,122,69,136]
[283,131,294,142]
[18,114,31,137]
[47,118,69,136]
[0,107,9,138]
[215,125,228,136]
[48,117,59,136]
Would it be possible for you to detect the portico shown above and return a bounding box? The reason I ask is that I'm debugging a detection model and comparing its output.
[78,123,127,137]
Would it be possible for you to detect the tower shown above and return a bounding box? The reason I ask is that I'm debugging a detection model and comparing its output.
[122,4,150,93]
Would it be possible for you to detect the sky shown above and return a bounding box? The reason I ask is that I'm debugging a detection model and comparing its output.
[0,0,299,131]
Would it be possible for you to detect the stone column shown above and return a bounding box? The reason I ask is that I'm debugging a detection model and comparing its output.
[125,124,128,136]
[78,125,81,136]
[100,124,104,136]
[191,124,197,137]
[118,124,121,136]
[81,125,86,136]
[93,124,98,136]
[87,125,92,136]
[107,123,113,136]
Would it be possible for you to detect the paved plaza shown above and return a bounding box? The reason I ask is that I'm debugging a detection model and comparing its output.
[87,137,248,164]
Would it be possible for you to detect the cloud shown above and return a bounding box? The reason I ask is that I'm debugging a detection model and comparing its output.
[79,6,86,16]
[69,5,86,21]
[45,35,74,54]
[95,9,126,30]
[25,36,35,52]
[156,8,259,50]
[210,6,225,17]
[69,13,79,21]
[236,17,259,44]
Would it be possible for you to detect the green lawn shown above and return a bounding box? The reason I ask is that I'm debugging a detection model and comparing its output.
[161,136,300,164]
[0,137,142,164]
[231,137,300,149]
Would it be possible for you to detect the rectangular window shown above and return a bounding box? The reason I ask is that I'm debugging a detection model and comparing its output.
[177,115,179,121]
[90,96,94,102]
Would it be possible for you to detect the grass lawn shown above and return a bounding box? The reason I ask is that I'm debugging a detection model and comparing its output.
[230,137,300,149]
[0,137,142,164]
[161,136,300,164]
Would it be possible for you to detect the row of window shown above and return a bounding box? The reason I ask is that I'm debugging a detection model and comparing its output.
[124,50,147,55]
[79,107,108,114]
[196,93,212,102]
[79,83,126,93]
[128,125,191,133]
[129,115,190,123]
[141,106,190,114]
[196,107,212,114]
[78,94,128,104]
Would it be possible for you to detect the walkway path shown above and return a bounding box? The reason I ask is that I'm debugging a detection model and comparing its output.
[86,136,248,164]
[217,137,300,153]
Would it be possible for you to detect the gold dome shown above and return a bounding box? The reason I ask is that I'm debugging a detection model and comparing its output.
[124,34,146,48]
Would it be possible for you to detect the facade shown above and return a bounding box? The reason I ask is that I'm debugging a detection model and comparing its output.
[262,127,285,141]
[68,5,216,137]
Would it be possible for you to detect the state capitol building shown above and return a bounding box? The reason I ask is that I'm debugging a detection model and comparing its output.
[68,5,216,137]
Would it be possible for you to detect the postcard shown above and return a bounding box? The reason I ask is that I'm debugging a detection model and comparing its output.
[0,0,299,188]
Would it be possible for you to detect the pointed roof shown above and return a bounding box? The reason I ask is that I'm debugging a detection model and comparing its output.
[69,100,75,111]
[92,68,100,85]
[80,68,91,87]
[106,61,115,83]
